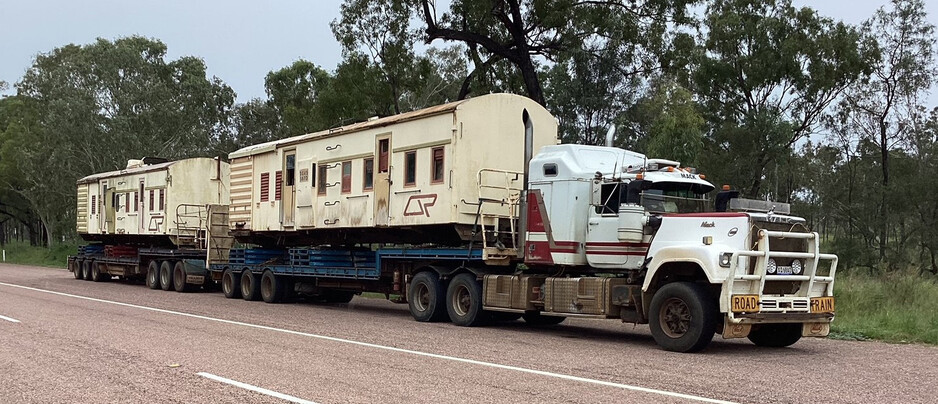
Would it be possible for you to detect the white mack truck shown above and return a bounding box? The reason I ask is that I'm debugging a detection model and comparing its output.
[481,141,839,352]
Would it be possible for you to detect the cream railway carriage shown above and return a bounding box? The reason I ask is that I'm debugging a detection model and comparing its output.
[228,93,558,247]
[77,157,230,246]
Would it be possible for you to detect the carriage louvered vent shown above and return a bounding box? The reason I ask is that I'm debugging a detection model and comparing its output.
[260,172,270,202]
[275,170,283,201]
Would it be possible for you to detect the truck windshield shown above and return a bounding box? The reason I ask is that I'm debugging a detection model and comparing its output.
[641,182,711,213]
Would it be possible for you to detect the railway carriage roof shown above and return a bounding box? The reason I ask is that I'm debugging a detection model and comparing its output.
[228,93,539,159]
[76,160,177,185]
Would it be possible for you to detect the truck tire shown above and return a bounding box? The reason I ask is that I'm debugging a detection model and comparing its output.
[241,270,261,301]
[260,270,284,303]
[91,262,107,282]
[747,323,803,348]
[73,260,84,280]
[146,261,160,289]
[408,271,447,322]
[522,312,566,325]
[82,260,93,281]
[446,273,486,327]
[159,261,174,291]
[173,262,190,293]
[648,282,717,353]
[221,268,241,299]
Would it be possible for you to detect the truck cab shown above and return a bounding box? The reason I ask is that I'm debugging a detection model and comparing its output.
[521,144,838,352]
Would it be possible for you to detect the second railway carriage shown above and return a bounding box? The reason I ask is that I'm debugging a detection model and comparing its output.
[228,93,558,248]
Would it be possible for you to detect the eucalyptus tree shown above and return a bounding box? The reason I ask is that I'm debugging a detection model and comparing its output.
[693,0,876,198]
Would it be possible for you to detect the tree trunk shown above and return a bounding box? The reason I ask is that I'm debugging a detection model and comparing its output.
[878,121,889,261]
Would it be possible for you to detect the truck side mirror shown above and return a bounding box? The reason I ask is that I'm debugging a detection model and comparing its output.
[591,180,602,206]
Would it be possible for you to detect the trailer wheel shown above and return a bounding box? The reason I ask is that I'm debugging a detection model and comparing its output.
[648,282,717,353]
[159,261,174,291]
[146,261,160,289]
[241,270,261,301]
[260,270,284,303]
[173,262,190,293]
[522,313,566,325]
[221,268,241,299]
[81,260,93,281]
[408,271,447,322]
[747,323,803,348]
[91,262,107,282]
[73,260,84,280]
[446,273,486,327]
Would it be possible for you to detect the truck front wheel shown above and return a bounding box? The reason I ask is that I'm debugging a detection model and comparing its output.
[649,282,717,353]
[408,271,447,322]
[747,323,802,348]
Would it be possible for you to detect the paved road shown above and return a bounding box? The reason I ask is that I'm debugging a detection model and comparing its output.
[0,263,936,403]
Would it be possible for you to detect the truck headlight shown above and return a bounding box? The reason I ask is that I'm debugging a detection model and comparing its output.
[719,252,733,267]
[766,258,777,274]
[792,259,803,275]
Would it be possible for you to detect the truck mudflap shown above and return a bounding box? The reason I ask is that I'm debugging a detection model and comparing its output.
[181,259,209,285]
[719,229,838,337]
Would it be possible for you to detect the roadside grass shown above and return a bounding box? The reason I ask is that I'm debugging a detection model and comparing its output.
[0,241,78,268]
[831,271,938,345]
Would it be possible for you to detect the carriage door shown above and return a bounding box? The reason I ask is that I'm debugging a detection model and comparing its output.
[103,183,116,234]
[282,150,297,227]
[374,135,392,226]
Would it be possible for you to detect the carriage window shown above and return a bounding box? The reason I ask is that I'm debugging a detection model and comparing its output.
[318,165,328,195]
[363,158,374,191]
[404,151,416,186]
[341,161,352,193]
[285,154,295,186]
[544,163,558,176]
[149,189,155,210]
[159,189,165,211]
[431,147,444,183]
[91,195,96,215]
[378,139,390,173]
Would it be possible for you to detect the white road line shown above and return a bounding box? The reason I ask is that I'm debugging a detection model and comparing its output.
[0,281,736,404]
[198,372,319,404]
[0,314,20,323]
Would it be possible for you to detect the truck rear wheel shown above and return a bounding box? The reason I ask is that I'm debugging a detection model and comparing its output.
[260,270,284,303]
[73,260,84,280]
[91,262,107,282]
[446,273,486,327]
[241,270,261,301]
[221,268,241,299]
[146,261,160,289]
[747,323,802,348]
[159,261,174,291]
[408,271,447,322]
[173,262,190,293]
[81,260,93,281]
[648,282,717,353]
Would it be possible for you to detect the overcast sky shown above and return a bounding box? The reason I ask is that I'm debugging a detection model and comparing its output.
[1,0,936,105]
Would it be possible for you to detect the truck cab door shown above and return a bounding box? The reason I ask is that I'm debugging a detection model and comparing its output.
[585,182,645,268]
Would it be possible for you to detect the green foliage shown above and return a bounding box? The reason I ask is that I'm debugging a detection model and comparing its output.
[693,0,876,197]
[628,78,705,165]
[0,36,235,245]
[0,241,79,268]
